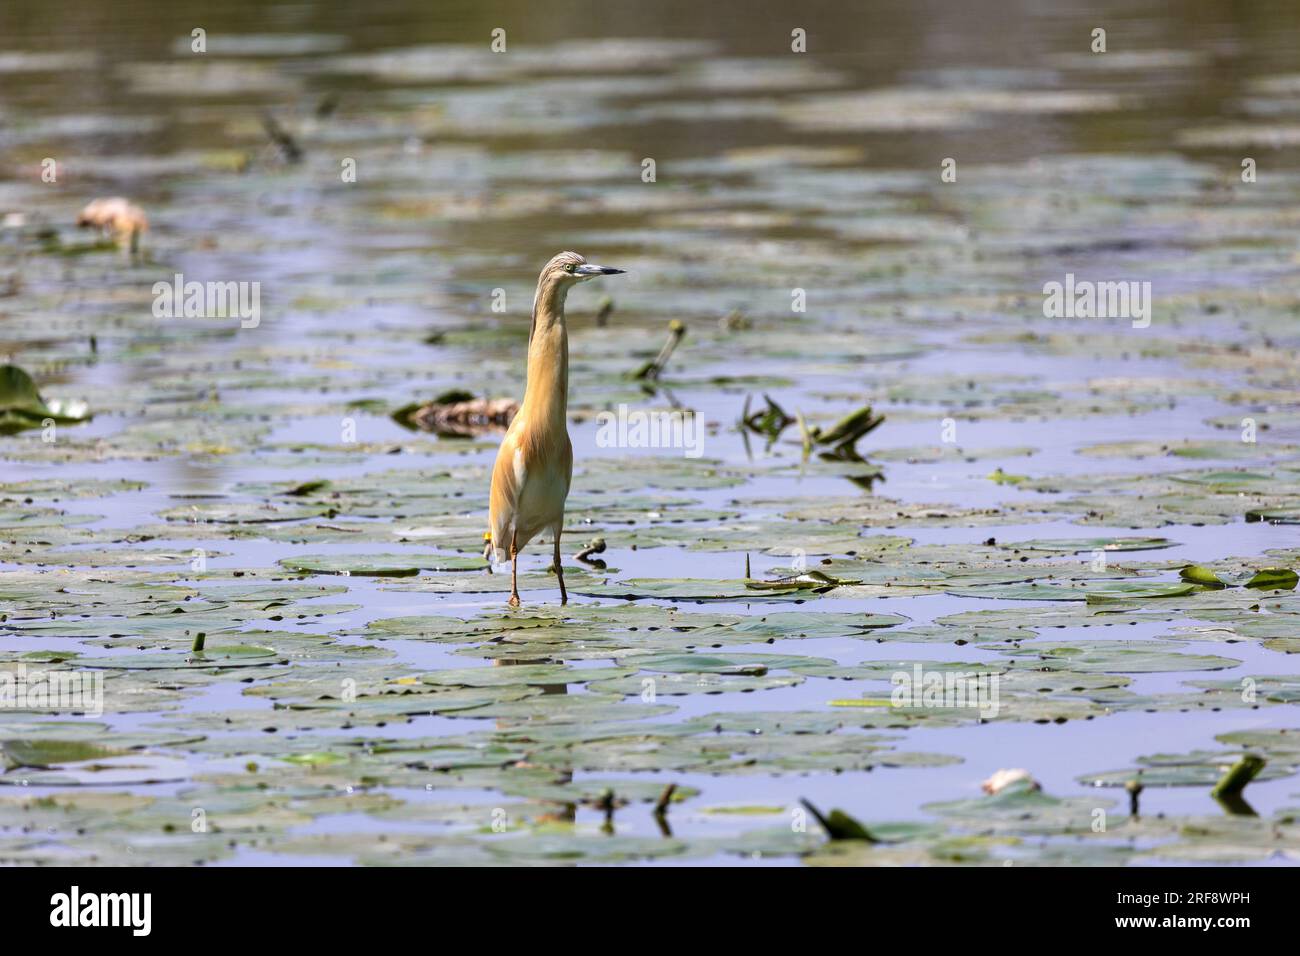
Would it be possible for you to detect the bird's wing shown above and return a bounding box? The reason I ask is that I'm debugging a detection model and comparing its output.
[487,430,524,559]
[488,421,572,557]
[560,432,573,497]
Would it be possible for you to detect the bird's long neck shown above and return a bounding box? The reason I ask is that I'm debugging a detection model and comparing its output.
[520,280,569,432]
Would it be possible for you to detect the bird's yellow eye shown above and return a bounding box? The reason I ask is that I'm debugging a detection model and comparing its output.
[564,263,576,273]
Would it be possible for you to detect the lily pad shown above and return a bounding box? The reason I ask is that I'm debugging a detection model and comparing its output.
[576,579,809,600]
[0,365,91,435]
[278,553,485,576]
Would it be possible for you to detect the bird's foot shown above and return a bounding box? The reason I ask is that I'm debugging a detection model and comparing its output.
[508,593,521,608]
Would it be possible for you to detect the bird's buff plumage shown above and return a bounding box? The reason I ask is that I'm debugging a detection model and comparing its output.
[486,251,625,606]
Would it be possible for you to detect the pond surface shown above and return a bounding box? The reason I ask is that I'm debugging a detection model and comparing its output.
[2,0,1300,865]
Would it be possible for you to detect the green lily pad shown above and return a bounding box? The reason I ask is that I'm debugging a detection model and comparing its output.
[576,579,809,600]
[1002,536,1174,553]
[1080,750,1297,788]
[1083,582,1200,603]
[0,365,91,435]
[616,651,832,675]
[1246,568,1298,591]
[79,645,283,671]
[1180,564,1229,588]
[1,739,129,770]
[994,641,1240,674]
[279,553,485,576]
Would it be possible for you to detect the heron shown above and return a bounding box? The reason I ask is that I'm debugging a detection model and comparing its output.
[485,251,625,606]
[76,197,148,253]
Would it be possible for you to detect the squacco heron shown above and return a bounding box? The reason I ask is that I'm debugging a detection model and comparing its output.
[486,251,625,606]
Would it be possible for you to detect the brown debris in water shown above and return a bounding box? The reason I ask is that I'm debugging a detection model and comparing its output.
[392,390,518,437]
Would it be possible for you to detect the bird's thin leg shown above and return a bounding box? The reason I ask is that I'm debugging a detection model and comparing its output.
[554,529,567,606]
[508,531,520,607]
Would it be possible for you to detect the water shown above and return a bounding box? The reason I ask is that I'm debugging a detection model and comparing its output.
[2,0,1300,865]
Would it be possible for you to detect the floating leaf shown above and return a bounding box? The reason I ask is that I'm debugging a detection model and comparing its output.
[279,553,485,576]
[1,739,129,770]
[800,799,876,841]
[1245,568,1298,591]
[1180,565,1228,588]
[0,365,91,435]
[576,579,809,601]
[1002,537,1174,553]
[1083,582,1199,603]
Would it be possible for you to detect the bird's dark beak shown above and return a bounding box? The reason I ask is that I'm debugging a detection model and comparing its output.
[574,264,625,277]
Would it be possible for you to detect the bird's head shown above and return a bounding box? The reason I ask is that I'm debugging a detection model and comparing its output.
[539,251,625,287]
[530,252,626,341]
